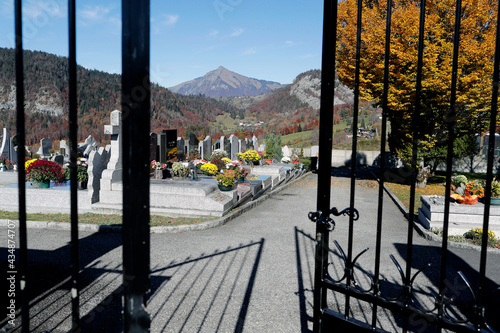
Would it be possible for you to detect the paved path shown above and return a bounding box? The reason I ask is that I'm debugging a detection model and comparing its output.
[1,172,499,332]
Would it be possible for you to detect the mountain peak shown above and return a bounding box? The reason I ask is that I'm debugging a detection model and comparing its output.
[169,67,285,98]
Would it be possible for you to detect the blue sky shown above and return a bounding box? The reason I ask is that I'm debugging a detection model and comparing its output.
[0,0,324,87]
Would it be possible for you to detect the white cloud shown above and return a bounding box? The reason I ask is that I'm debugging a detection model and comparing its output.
[209,29,219,37]
[285,40,296,46]
[230,27,244,37]
[243,47,256,55]
[163,14,179,26]
[23,0,66,20]
[79,5,111,22]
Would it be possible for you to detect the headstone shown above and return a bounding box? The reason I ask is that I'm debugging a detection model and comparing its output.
[229,135,239,160]
[59,140,70,156]
[37,138,53,158]
[88,146,111,204]
[164,129,177,161]
[189,133,199,147]
[311,145,319,157]
[258,144,265,152]
[177,137,185,160]
[213,139,221,151]
[158,133,166,164]
[150,133,158,162]
[82,135,98,157]
[282,145,291,158]
[252,135,258,152]
[240,139,247,153]
[0,128,15,163]
[53,155,64,166]
[222,136,230,158]
[202,136,212,160]
[100,110,122,191]
[198,142,203,158]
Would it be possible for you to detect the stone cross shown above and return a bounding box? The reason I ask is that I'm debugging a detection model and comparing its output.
[101,110,122,191]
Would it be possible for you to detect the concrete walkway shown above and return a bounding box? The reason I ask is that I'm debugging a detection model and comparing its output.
[0,171,499,332]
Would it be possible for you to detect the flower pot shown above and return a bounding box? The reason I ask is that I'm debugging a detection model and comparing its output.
[265,159,273,164]
[218,184,233,191]
[78,180,88,190]
[237,176,245,182]
[490,197,500,205]
[154,169,163,179]
[40,180,51,188]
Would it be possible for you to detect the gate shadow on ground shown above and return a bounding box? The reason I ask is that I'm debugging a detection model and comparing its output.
[0,231,125,331]
[147,238,264,332]
[393,243,500,332]
[294,227,500,332]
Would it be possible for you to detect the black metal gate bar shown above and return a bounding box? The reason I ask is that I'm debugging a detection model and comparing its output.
[404,1,426,329]
[121,0,151,331]
[372,0,393,327]
[14,1,29,332]
[477,5,500,329]
[438,0,463,327]
[344,0,364,318]
[67,0,80,330]
[313,0,337,331]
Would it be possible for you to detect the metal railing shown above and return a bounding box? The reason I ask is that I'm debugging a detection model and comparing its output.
[311,0,500,331]
[13,0,151,331]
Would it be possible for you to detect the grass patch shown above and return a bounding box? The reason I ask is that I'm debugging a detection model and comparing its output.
[431,228,500,249]
[0,210,216,227]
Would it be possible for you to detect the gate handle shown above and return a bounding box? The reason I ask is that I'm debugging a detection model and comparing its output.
[330,207,359,221]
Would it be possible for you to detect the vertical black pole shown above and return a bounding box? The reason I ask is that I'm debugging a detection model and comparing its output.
[314,0,337,332]
[345,0,363,317]
[405,0,426,330]
[14,1,29,331]
[372,0,392,327]
[122,0,151,332]
[438,0,462,327]
[68,0,80,330]
[477,3,500,330]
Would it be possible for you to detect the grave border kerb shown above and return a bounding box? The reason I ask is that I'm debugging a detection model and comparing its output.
[370,170,500,255]
[0,171,311,234]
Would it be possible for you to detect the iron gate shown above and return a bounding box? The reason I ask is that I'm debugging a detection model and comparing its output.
[311,0,500,332]
[10,0,151,331]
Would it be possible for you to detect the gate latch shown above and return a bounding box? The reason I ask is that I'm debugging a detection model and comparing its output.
[308,207,359,231]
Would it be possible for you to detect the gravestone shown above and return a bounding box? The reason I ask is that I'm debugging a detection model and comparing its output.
[53,155,64,166]
[213,139,220,151]
[164,129,177,160]
[240,139,247,153]
[202,136,212,160]
[150,133,158,162]
[229,135,239,160]
[100,110,122,192]
[0,128,15,163]
[282,145,291,158]
[158,133,166,164]
[252,135,258,152]
[37,138,53,158]
[59,140,70,156]
[88,146,111,204]
[82,135,98,157]
[221,136,230,158]
[189,133,199,157]
[177,137,185,160]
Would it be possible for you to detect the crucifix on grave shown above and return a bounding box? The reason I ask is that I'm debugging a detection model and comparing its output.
[100,110,122,191]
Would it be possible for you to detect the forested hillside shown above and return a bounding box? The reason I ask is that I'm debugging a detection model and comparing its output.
[0,48,238,144]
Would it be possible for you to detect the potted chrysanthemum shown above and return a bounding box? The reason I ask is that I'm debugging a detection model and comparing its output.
[26,159,64,188]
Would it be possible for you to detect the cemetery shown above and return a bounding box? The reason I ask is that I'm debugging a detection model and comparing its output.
[0,110,309,218]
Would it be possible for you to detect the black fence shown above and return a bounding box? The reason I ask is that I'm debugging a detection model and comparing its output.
[11,0,151,332]
[311,0,500,332]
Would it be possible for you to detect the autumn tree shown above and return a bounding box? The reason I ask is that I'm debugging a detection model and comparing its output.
[336,0,497,166]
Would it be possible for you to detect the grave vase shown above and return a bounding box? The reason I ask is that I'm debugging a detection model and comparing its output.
[40,180,51,189]
[78,180,88,190]
[154,169,163,179]
[218,184,233,191]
